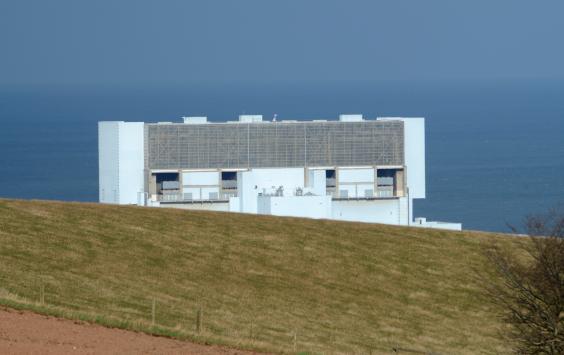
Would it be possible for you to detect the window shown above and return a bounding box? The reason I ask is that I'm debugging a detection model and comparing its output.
[221,171,238,190]
[326,169,336,188]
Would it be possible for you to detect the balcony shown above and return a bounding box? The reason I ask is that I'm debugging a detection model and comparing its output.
[221,180,238,189]
[156,191,236,203]
[329,185,401,200]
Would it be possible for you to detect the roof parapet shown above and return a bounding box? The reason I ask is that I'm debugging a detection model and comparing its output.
[339,114,363,122]
[183,116,208,124]
[239,115,263,123]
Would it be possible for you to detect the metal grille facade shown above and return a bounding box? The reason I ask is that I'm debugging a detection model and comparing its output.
[146,120,404,170]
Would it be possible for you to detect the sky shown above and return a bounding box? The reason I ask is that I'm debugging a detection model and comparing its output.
[1,0,564,87]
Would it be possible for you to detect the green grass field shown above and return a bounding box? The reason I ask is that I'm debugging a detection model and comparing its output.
[0,199,524,354]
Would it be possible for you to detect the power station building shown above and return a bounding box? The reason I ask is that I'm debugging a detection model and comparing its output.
[98,114,461,230]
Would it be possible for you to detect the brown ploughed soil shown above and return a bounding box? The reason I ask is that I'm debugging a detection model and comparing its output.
[0,308,262,355]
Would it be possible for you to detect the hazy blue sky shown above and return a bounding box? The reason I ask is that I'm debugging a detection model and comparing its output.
[1,0,563,86]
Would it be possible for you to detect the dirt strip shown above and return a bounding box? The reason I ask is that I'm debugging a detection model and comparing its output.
[0,308,263,354]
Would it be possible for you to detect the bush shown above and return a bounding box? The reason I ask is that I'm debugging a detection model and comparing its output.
[485,208,564,354]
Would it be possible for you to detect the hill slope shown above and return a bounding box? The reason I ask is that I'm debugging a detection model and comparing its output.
[0,199,523,354]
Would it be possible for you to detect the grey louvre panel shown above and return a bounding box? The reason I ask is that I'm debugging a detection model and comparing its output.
[162,181,180,190]
[222,180,238,189]
[146,121,404,170]
[377,177,394,186]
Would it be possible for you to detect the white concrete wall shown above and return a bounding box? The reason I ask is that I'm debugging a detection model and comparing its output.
[181,171,220,200]
[182,187,200,200]
[337,168,375,198]
[258,195,332,219]
[117,122,145,204]
[256,195,271,215]
[404,118,426,199]
[250,168,305,192]
[307,169,326,196]
[202,187,219,199]
[338,184,374,198]
[164,202,229,212]
[237,170,254,213]
[182,171,219,185]
[236,168,305,213]
[99,122,119,203]
[413,218,462,231]
[399,197,409,225]
[332,198,409,225]
[98,121,144,204]
[229,197,240,211]
[182,187,221,200]
[338,168,374,183]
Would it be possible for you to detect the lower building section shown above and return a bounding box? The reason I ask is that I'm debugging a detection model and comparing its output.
[331,198,408,225]
[413,218,462,231]
[159,201,230,212]
[144,167,461,230]
[257,195,332,219]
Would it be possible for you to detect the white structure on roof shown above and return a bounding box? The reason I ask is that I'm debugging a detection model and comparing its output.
[98,114,461,230]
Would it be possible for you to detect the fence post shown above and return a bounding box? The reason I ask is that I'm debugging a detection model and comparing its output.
[39,283,45,305]
[196,307,203,333]
[151,299,156,326]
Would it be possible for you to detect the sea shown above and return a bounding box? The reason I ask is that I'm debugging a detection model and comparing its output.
[1,80,563,232]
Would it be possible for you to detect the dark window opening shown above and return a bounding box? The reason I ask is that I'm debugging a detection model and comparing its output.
[221,171,237,180]
[221,171,238,189]
[326,169,336,188]
[155,172,179,183]
[376,169,399,198]
[377,169,395,178]
[154,172,179,194]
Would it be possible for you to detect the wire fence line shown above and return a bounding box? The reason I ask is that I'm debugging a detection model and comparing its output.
[1,279,441,354]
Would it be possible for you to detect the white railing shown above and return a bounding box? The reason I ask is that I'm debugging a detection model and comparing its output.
[157,192,236,202]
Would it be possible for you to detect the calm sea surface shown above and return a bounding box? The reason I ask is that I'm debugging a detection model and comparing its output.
[1,81,563,232]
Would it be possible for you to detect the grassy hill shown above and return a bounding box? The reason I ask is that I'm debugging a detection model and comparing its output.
[0,199,525,354]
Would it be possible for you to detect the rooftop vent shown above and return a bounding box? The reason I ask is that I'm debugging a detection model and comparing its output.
[339,114,363,122]
[239,115,263,123]
[183,116,208,124]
